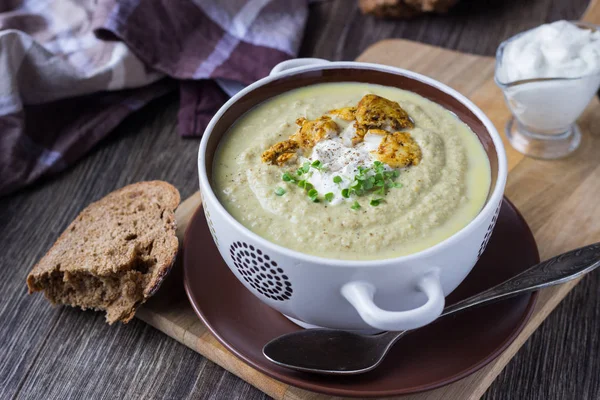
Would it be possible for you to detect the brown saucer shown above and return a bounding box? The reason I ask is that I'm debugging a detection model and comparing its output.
[183,198,538,397]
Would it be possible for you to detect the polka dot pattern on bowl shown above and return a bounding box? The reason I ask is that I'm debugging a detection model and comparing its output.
[478,202,502,259]
[229,242,293,301]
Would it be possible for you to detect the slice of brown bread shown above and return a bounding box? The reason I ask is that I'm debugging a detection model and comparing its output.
[27,181,180,324]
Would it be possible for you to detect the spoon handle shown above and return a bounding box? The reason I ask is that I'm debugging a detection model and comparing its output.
[441,242,600,318]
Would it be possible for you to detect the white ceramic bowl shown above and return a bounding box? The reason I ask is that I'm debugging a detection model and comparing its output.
[198,59,507,332]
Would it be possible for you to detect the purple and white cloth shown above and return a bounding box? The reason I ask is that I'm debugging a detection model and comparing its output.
[0,0,308,196]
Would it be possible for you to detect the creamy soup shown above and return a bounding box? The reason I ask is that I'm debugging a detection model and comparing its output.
[213,83,491,260]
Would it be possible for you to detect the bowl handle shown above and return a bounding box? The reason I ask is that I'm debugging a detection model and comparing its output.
[341,270,445,331]
[269,58,330,76]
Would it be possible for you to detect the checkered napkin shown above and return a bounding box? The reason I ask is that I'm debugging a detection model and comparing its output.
[0,0,308,196]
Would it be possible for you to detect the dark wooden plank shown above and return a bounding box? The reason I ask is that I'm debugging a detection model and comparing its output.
[485,271,600,400]
[300,0,590,59]
[0,96,271,400]
[13,310,268,400]
[0,1,594,399]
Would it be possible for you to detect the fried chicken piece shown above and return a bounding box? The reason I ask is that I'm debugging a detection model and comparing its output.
[374,131,422,168]
[356,94,414,132]
[261,117,338,166]
[328,106,357,121]
[365,128,389,136]
[351,123,367,146]
[350,94,414,144]
[291,116,339,149]
[261,140,299,166]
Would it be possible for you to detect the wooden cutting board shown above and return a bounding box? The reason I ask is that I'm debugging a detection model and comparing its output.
[136,3,600,399]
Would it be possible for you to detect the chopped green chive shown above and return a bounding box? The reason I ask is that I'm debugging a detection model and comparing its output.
[275,187,286,196]
[282,172,294,182]
[301,161,311,174]
[374,163,386,175]
[342,162,402,199]
[383,170,397,180]
[284,161,401,203]
[296,162,310,176]
[297,179,315,192]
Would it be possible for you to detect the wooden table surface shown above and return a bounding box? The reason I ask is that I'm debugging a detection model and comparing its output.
[1,1,598,399]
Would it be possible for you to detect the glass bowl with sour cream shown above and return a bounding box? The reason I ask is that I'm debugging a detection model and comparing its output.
[495,20,600,159]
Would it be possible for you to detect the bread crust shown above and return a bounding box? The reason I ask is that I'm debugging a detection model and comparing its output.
[27,181,181,324]
[359,0,458,18]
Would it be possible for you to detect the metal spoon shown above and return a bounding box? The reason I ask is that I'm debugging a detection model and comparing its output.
[263,242,600,375]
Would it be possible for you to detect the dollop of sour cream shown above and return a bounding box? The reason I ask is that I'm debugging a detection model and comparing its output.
[301,129,388,205]
[499,20,600,82]
[496,20,600,133]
